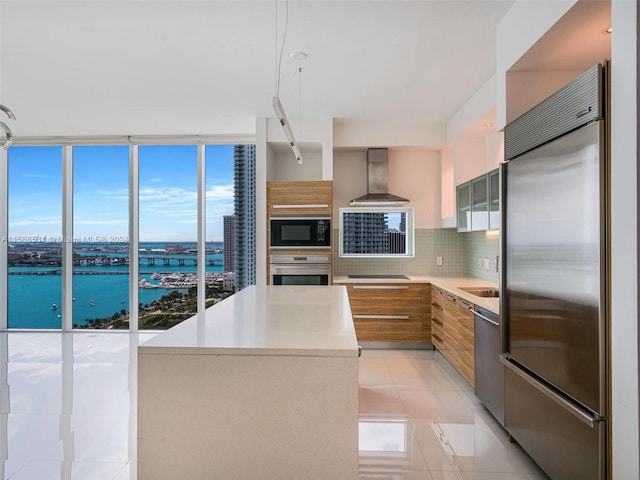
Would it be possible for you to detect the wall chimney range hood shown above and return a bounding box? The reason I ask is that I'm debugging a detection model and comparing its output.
[349,148,409,206]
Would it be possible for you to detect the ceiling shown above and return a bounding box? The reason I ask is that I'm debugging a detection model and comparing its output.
[0,0,515,139]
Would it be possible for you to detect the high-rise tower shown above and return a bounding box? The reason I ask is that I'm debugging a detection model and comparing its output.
[233,144,256,291]
[223,215,235,273]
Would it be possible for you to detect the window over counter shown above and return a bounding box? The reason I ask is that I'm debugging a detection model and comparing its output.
[339,207,414,257]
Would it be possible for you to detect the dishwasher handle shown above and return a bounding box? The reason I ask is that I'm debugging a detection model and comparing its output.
[471,309,499,327]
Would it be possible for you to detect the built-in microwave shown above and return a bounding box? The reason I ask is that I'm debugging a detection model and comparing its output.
[270,216,331,249]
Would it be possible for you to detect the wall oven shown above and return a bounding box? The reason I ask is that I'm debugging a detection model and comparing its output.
[270,216,331,249]
[270,255,331,286]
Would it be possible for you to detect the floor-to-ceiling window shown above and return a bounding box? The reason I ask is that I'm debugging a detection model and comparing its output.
[3,142,254,331]
[72,145,130,329]
[7,146,63,328]
[138,145,198,330]
[205,145,235,298]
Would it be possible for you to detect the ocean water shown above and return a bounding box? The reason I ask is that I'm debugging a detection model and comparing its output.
[8,258,223,329]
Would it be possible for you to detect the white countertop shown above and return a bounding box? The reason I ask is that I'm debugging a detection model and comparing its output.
[139,285,359,357]
[333,275,500,315]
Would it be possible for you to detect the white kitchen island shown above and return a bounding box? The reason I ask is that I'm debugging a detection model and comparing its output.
[137,285,359,480]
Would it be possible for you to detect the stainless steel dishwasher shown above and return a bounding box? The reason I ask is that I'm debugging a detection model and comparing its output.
[473,305,505,426]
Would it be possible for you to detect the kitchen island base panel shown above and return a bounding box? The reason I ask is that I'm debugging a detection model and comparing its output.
[138,352,359,480]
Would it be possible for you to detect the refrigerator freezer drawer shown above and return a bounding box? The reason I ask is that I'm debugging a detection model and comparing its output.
[505,367,606,480]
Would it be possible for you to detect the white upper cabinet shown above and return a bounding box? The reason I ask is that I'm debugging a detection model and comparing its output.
[457,168,499,232]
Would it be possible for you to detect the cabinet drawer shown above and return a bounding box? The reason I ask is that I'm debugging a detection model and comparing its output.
[431,322,451,348]
[354,314,429,342]
[342,283,429,343]
[431,285,476,387]
[347,284,423,315]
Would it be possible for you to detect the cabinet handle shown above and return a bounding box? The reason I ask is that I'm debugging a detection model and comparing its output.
[352,285,409,290]
[432,318,443,328]
[272,204,329,209]
[432,333,443,344]
[442,292,455,301]
[431,302,442,311]
[470,309,499,327]
[455,298,472,310]
[353,314,410,320]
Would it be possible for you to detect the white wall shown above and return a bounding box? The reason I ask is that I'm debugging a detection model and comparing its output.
[446,75,497,143]
[610,0,639,476]
[333,118,446,149]
[255,118,268,287]
[454,137,487,185]
[441,146,454,221]
[266,117,333,181]
[496,0,579,129]
[267,149,323,181]
[332,148,441,229]
[485,131,504,171]
[506,69,586,122]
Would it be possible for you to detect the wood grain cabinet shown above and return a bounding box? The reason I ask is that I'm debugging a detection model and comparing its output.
[340,283,430,343]
[431,286,475,386]
[266,181,333,284]
[267,180,332,216]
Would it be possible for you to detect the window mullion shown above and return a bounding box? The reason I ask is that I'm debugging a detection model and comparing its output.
[0,148,7,330]
[129,145,139,332]
[197,145,206,318]
[62,146,73,331]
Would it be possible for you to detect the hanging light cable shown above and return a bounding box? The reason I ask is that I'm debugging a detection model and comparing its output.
[298,67,303,141]
[272,0,303,165]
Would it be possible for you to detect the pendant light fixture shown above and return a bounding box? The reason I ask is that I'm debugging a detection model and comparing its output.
[273,0,303,165]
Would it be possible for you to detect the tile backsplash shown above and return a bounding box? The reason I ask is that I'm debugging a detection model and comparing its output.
[333,228,499,283]
[462,231,500,283]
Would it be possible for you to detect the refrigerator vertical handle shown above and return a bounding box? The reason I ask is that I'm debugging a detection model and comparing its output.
[499,162,508,356]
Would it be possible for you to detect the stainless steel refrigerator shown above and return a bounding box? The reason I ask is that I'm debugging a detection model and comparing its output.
[501,62,608,480]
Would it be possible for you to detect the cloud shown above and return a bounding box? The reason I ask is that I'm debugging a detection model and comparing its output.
[206,184,234,199]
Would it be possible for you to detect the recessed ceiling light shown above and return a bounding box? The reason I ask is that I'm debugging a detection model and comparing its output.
[483,122,494,128]
[290,51,308,61]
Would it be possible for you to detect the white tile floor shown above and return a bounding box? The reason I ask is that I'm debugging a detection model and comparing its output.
[358,348,549,480]
[0,332,549,480]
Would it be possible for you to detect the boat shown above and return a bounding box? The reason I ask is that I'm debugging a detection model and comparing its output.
[89,299,95,306]
[51,304,58,310]
[139,279,160,289]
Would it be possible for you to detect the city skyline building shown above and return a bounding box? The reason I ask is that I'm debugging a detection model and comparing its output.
[233,144,256,291]
[387,231,406,254]
[343,212,389,254]
[223,215,235,273]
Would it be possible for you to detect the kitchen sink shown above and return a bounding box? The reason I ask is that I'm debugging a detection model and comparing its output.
[458,286,500,298]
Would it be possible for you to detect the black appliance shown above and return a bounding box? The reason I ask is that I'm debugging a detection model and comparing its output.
[270,216,331,249]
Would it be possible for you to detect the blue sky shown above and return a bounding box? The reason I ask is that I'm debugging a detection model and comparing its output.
[8,144,235,242]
